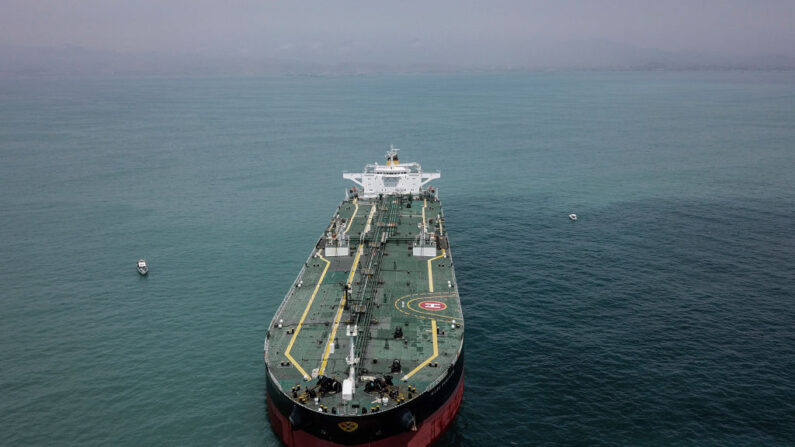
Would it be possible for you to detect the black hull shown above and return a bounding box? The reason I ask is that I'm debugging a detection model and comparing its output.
[266,350,464,446]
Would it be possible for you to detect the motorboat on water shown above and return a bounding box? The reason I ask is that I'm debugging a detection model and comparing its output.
[569,213,578,221]
[137,259,149,275]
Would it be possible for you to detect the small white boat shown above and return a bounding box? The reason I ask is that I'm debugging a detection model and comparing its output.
[569,213,578,221]
[137,259,149,275]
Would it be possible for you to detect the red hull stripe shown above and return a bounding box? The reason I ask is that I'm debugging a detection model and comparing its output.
[267,374,465,447]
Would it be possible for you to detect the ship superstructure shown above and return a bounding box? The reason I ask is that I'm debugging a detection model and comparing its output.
[264,148,464,446]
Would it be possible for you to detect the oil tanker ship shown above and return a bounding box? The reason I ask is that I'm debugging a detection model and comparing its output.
[264,148,464,446]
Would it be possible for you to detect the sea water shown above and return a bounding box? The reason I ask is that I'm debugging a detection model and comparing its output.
[1,72,793,445]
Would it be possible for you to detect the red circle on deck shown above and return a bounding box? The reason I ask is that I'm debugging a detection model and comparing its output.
[418,301,447,311]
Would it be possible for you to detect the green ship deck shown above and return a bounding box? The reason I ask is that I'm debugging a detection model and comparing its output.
[264,193,464,416]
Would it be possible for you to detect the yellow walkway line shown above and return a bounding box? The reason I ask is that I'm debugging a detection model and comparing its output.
[427,249,446,292]
[318,245,363,375]
[344,198,358,234]
[402,319,438,381]
[346,245,363,284]
[317,203,375,375]
[363,204,376,234]
[284,254,330,380]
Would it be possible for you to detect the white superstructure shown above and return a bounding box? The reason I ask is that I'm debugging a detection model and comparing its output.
[343,146,440,198]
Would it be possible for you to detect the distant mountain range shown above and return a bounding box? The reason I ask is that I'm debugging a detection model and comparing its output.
[1,43,793,77]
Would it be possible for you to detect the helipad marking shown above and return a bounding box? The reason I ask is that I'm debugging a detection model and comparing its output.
[406,297,457,320]
[393,292,458,322]
[418,300,447,311]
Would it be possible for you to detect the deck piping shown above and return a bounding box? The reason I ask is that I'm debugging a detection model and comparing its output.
[317,244,363,375]
[318,203,376,375]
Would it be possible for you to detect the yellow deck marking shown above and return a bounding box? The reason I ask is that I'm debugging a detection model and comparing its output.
[344,198,358,234]
[346,245,363,284]
[401,319,438,381]
[393,292,459,322]
[363,204,376,234]
[423,199,445,292]
[405,297,454,319]
[426,249,446,292]
[317,204,376,375]
[318,245,363,375]
[317,298,347,376]
[284,254,331,380]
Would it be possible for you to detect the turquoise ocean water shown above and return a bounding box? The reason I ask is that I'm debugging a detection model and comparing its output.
[1,72,793,445]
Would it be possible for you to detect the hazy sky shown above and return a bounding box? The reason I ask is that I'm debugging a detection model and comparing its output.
[2,0,795,68]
